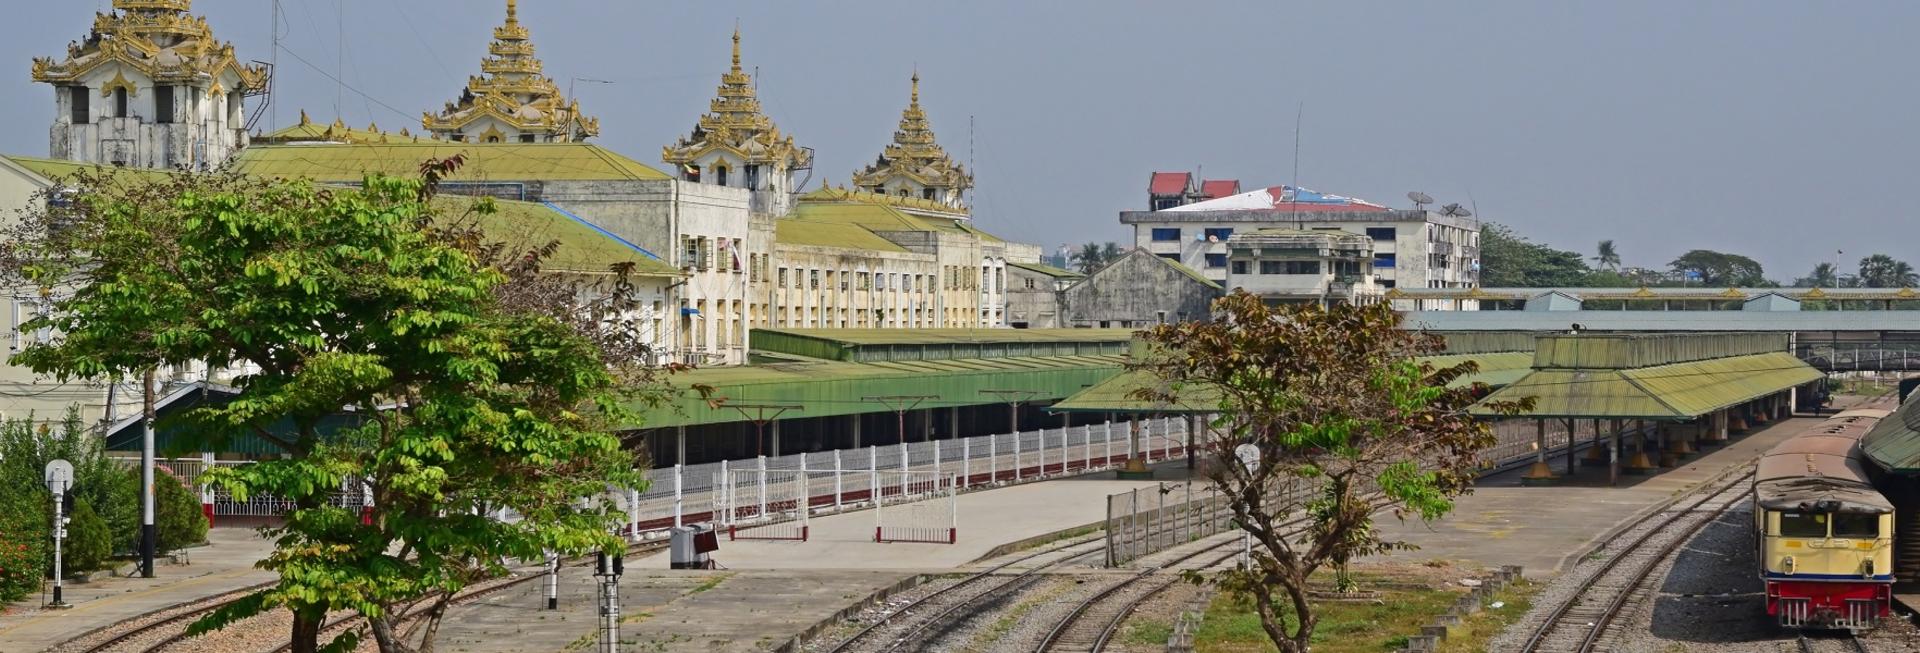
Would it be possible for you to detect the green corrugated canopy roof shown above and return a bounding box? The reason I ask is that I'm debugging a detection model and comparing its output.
[233,142,672,182]
[1862,396,1920,473]
[632,354,1126,428]
[1050,351,1536,414]
[1471,351,1821,420]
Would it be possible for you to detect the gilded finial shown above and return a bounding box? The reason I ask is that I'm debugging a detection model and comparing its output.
[731,24,742,72]
[910,70,920,107]
[298,109,310,126]
[506,0,518,23]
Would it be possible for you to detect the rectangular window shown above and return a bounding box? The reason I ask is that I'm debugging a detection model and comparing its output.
[1778,512,1827,537]
[1259,260,1283,275]
[154,86,174,124]
[1287,261,1322,275]
[1231,260,1249,275]
[809,270,820,290]
[1204,253,1227,268]
[1379,279,1396,289]
[745,165,761,189]
[1157,253,1181,262]
[520,134,538,143]
[1374,253,1397,268]
[1365,227,1396,241]
[1150,228,1182,242]
[70,87,89,124]
[1833,513,1880,539]
[1204,228,1234,242]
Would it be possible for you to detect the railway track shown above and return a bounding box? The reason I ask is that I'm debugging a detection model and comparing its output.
[56,581,281,653]
[1798,632,1871,653]
[1032,534,1248,653]
[1518,467,1756,653]
[823,535,1112,653]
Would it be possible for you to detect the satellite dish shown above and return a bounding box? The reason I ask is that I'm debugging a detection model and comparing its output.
[1439,203,1472,217]
[1407,191,1434,209]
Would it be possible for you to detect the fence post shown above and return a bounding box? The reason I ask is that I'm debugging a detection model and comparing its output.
[989,433,998,483]
[757,455,769,521]
[1104,492,1116,567]
[200,451,215,527]
[627,487,640,542]
[1056,428,1066,476]
[933,439,942,478]
[833,450,844,512]
[673,464,684,529]
[1083,426,1092,471]
[718,460,730,525]
[1105,421,1114,468]
[962,437,972,489]
[1014,428,1023,481]
[902,442,911,474]
[869,446,879,507]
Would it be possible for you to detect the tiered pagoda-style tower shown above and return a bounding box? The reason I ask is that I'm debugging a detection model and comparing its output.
[662,29,812,216]
[851,73,973,212]
[32,0,267,169]
[423,0,597,143]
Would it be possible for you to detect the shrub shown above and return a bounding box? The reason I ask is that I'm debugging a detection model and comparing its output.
[0,490,48,602]
[154,468,207,553]
[64,498,110,573]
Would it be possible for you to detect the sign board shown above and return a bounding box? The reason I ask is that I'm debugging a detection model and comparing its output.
[44,459,73,494]
[1234,443,1261,475]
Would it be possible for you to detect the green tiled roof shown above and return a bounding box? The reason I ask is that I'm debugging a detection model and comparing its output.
[1472,352,1820,420]
[462,199,679,277]
[789,196,1009,243]
[5,155,176,185]
[754,328,1134,347]
[775,219,909,253]
[233,142,671,182]
[1008,261,1084,279]
[1155,254,1223,290]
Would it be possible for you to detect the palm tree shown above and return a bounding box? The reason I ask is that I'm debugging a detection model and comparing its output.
[1592,240,1621,272]
[1100,242,1124,265]
[1072,243,1105,274]
[1858,254,1911,288]
[1803,262,1838,288]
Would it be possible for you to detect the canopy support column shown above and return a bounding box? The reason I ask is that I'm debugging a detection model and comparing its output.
[1523,419,1557,485]
[1624,419,1654,475]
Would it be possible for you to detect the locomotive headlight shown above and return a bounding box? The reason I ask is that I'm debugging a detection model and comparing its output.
[1865,559,1875,578]
[1783,555,1796,574]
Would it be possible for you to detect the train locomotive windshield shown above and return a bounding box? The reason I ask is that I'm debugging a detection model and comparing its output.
[1779,512,1827,538]
[1833,513,1881,539]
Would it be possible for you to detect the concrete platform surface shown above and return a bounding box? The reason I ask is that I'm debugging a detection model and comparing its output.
[0,528,277,653]
[640,465,1198,570]
[433,565,912,653]
[1371,416,1814,577]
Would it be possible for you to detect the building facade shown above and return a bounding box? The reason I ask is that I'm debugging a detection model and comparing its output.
[1060,248,1221,328]
[1223,228,1382,306]
[32,0,267,170]
[1004,262,1082,329]
[1120,184,1479,307]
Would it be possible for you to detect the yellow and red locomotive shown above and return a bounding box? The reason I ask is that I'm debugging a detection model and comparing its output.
[1752,408,1895,630]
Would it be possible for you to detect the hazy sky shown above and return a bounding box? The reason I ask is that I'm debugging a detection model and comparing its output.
[7,1,1917,280]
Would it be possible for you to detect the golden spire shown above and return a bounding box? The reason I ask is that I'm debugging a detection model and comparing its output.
[424,0,597,141]
[506,0,518,24]
[911,70,920,108]
[731,27,742,73]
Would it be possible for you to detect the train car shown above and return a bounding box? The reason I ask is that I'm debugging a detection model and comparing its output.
[1752,408,1895,630]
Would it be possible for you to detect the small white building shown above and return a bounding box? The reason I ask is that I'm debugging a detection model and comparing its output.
[1223,229,1382,307]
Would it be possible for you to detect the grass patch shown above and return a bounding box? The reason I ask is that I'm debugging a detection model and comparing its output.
[1438,580,1538,653]
[1192,572,1462,653]
[961,581,1069,652]
[688,572,733,595]
[1121,616,1175,646]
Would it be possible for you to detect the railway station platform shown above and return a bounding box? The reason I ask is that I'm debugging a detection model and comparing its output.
[0,528,276,653]
[637,464,1199,570]
[1371,414,1815,576]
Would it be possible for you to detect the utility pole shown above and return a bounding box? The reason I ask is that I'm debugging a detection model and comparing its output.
[864,396,935,444]
[140,367,156,578]
[596,550,623,653]
[45,459,73,609]
[980,389,1041,438]
[720,403,801,458]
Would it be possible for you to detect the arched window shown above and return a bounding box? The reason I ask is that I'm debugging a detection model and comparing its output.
[715,165,730,186]
[113,88,129,119]
[922,188,936,200]
[486,135,502,143]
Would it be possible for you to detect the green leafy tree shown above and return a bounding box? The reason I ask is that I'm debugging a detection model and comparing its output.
[1072,242,1104,274]
[1593,239,1621,271]
[1669,249,1767,286]
[65,498,111,573]
[1858,254,1918,288]
[1131,292,1531,653]
[5,166,647,653]
[154,468,208,553]
[1478,223,1594,287]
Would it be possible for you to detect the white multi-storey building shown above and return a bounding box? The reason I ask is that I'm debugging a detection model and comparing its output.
[1119,183,1479,310]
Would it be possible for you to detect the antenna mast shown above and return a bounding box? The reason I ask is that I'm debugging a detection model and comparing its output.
[1290,101,1303,222]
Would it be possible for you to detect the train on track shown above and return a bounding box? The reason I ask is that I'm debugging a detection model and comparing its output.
[1752,408,1896,631]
